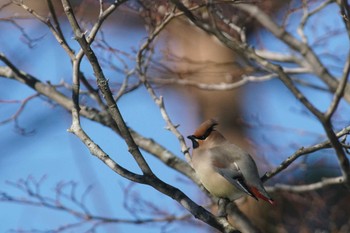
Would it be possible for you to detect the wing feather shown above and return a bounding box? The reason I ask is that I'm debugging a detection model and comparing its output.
[212,153,257,200]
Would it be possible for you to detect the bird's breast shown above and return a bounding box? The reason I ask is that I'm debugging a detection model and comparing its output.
[193,154,244,200]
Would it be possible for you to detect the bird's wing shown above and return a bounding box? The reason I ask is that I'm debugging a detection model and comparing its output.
[211,149,258,200]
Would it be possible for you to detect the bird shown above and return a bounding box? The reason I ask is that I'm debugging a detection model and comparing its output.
[187,119,274,205]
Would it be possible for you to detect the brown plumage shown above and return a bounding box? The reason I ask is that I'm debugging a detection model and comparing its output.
[192,118,218,139]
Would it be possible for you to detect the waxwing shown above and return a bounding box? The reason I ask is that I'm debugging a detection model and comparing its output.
[187,119,274,204]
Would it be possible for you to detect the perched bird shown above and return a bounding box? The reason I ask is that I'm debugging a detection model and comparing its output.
[187,119,274,205]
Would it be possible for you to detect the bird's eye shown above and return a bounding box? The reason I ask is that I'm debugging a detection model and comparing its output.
[199,126,215,140]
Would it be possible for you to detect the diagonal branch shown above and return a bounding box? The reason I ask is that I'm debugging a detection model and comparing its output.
[0,60,197,182]
[174,1,350,187]
[61,0,154,176]
[262,125,350,182]
[12,0,75,58]
[60,1,239,232]
[136,5,202,166]
[234,3,350,103]
[325,53,350,120]
[267,176,345,193]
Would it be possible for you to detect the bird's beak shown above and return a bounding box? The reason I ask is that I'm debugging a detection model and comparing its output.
[187,135,199,149]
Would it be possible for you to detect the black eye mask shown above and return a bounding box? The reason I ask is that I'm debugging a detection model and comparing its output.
[197,125,216,140]
[187,124,217,148]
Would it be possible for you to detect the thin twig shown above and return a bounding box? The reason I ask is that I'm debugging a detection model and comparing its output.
[149,67,310,91]
[267,176,345,193]
[136,5,197,165]
[325,52,350,120]
[235,3,350,103]
[60,1,237,232]
[262,125,350,182]
[0,61,197,182]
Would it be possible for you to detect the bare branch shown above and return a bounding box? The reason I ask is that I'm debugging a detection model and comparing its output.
[0,63,197,182]
[136,6,193,165]
[267,176,345,193]
[235,3,350,103]
[174,1,350,188]
[0,93,39,125]
[149,67,310,91]
[325,52,350,120]
[2,1,350,232]
[12,0,75,58]
[297,0,333,44]
[0,177,199,232]
[254,50,304,65]
[61,0,154,175]
[0,18,43,48]
[336,0,350,39]
[262,125,350,182]
[60,1,239,232]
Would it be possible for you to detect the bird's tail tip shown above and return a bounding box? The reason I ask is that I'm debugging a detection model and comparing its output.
[250,186,275,205]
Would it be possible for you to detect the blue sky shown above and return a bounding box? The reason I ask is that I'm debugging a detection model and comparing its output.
[0,15,204,232]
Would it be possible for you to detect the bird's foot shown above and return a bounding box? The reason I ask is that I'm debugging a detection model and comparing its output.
[217,198,229,218]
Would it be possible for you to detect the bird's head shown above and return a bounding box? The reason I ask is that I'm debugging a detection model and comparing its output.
[187,119,218,149]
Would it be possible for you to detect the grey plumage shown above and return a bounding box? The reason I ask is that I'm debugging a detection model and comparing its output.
[188,119,274,204]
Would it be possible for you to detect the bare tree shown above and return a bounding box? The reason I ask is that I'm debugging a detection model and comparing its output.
[1,0,350,232]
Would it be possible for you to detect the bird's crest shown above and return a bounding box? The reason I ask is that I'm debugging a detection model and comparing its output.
[193,119,218,140]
